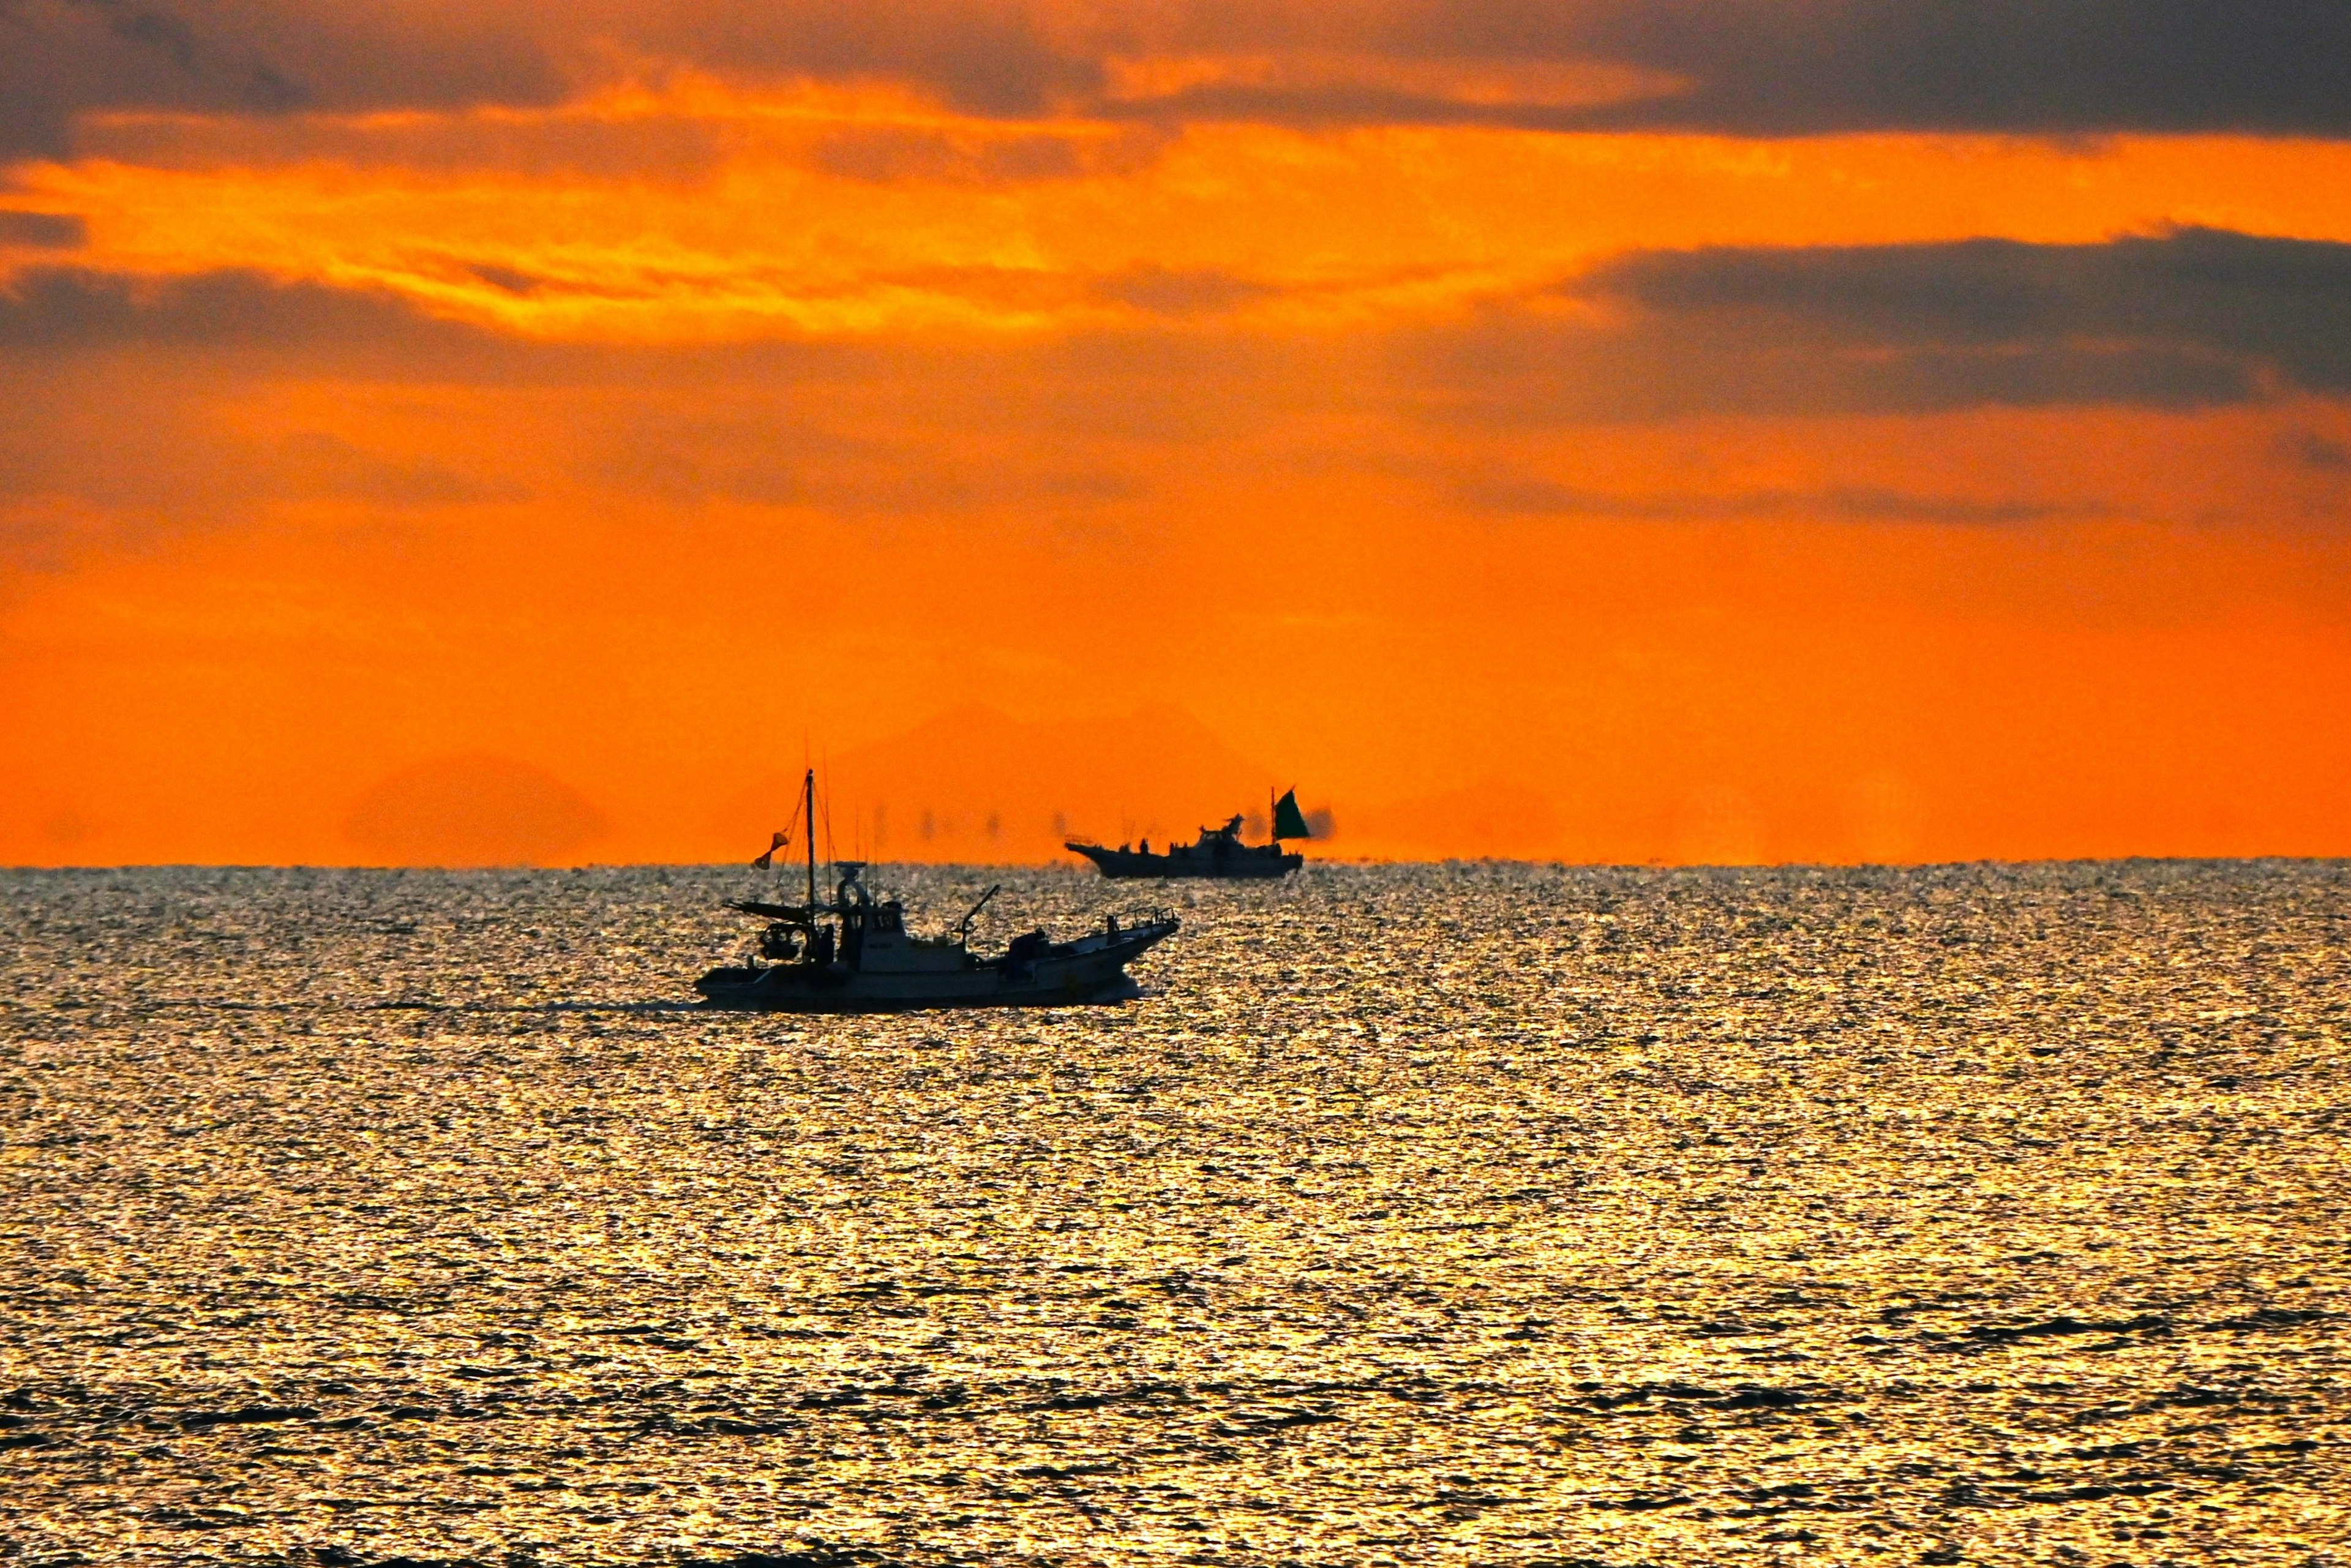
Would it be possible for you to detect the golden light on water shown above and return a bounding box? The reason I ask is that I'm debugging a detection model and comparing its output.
[3,862,2342,1562]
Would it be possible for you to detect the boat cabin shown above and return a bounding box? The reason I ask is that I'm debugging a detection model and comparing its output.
[830,864,970,974]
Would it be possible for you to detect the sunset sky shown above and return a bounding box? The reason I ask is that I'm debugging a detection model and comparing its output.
[4,1,2349,865]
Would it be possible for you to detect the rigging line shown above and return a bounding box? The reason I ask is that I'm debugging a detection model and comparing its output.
[779,778,806,889]
[820,748,837,877]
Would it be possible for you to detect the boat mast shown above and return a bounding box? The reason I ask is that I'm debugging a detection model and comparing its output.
[804,768,818,912]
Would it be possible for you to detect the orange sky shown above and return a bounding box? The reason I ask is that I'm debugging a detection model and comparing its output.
[4,5,2350,866]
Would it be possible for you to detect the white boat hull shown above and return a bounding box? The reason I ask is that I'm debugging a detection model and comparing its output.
[695,918,1176,1013]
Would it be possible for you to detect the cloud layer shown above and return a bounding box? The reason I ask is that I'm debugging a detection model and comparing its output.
[7,228,2349,517]
[1403,0,2351,135]
[9,0,2351,162]
[1419,227,2351,423]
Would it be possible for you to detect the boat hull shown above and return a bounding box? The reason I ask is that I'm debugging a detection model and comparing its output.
[696,919,1176,1013]
[1067,842,1300,879]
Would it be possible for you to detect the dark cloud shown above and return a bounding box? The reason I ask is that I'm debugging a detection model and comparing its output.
[1418,227,2351,422]
[6,0,2345,160]
[0,262,696,385]
[583,396,1145,514]
[2292,430,2351,472]
[904,1,2351,140]
[0,261,1125,388]
[658,0,1096,117]
[1597,228,2351,393]
[1393,0,2351,137]
[1454,476,2074,524]
[74,105,731,181]
[0,0,562,159]
[0,262,569,399]
[275,432,520,508]
[1419,315,2255,424]
[0,0,1091,160]
[1096,266,1278,318]
[1095,80,1603,135]
[806,122,1169,186]
[0,264,469,351]
[0,209,84,247]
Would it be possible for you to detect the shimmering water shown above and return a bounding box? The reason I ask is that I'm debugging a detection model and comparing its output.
[2,861,2345,1568]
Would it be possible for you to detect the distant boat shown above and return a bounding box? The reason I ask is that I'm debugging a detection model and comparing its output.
[1066,789,1311,880]
[697,770,1177,1011]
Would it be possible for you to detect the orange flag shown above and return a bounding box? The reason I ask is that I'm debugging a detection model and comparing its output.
[751,830,787,870]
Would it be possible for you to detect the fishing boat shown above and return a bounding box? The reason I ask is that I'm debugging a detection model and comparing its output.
[696,770,1178,1012]
[1065,788,1311,879]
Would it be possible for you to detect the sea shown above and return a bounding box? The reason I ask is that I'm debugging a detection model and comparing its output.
[1,861,2344,1567]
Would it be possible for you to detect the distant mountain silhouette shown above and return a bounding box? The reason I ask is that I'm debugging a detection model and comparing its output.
[346,753,607,866]
[713,704,1286,863]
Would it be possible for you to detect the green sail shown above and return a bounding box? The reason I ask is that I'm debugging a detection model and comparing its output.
[1272,789,1311,840]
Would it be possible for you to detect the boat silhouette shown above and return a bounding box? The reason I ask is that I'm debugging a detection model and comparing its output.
[1066,789,1311,879]
[697,770,1177,1011]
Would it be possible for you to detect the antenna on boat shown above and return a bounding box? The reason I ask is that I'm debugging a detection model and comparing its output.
[958,883,1001,945]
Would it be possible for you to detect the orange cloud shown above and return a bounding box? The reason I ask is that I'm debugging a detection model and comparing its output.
[16,78,2351,343]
